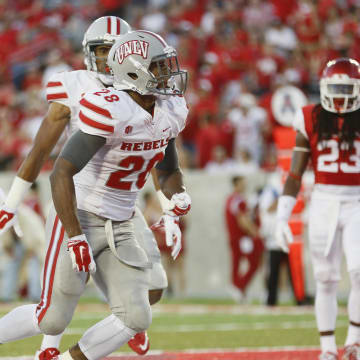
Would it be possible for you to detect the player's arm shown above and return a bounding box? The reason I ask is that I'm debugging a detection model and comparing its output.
[153,139,190,260]
[18,102,70,183]
[276,131,311,252]
[282,131,311,198]
[50,130,105,273]
[236,212,258,238]
[155,139,185,197]
[155,139,191,216]
[50,130,105,237]
[0,102,70,236]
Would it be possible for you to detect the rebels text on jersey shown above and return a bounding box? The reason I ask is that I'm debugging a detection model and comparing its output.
[74,88,188,221]
[45,70,105,139]
[293,104,360,190]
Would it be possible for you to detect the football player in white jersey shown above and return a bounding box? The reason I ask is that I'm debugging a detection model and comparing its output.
[0,29,190,360]
[0,18,183,359]
[275,58,360,360]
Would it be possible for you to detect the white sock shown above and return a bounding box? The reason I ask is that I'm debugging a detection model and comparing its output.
[59,350,73,359]
[41,333,64,350]
[345,271,360,345]
[0,304,41,343]
[320,335,337,354]
[345,324,360,346]
[315,281,338,331]
[315,281,338,353]
[78,315,136,359]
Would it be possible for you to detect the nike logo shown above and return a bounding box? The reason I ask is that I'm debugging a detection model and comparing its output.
[0,214,9,223]
[139,336,149,352]
[162,127,170,132]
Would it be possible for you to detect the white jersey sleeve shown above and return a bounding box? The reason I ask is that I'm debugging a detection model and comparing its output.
[78,92,117,138]
[164,95,189,137]
[45,72,70,107]
[292,107,308,139]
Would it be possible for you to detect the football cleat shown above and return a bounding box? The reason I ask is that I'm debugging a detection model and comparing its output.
[127,331,150,355]
[34,348,60,360]
[342,343,360,360]
[319,352,339,360]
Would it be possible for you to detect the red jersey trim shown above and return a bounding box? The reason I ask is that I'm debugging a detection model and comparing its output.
[80,98,112,119]
[46,81,63,87]
[79,111,114,133]
[47,93,68,100]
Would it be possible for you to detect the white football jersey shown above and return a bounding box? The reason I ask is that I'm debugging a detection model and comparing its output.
[74,88,188,221]
[45,70,105,139]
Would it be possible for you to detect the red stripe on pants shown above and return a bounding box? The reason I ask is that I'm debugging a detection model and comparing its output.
[37,216,65,323]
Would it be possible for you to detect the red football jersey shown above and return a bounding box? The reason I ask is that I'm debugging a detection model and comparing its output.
[225,192,247,241]
[294,104,360,186]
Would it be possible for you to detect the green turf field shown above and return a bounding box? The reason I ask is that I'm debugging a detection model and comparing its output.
[0,301,349,356]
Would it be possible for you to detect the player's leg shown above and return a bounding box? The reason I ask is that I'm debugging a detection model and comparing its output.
[36,207,87,336]
[308,198,342,359]
[127,260,168,355]
[0,206,86,344]
[240,237,264,292]
[34,203,90,359]
[129,208,168,354]
[133,206,167,304]
[230,239,242,290]
[59,215,151,359]
[71,246,151,358]
[267,250,284,306]
[34,333,63,360]
[342,204,360,359]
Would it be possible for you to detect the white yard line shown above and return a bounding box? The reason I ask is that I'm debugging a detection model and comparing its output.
[63,319,348,335]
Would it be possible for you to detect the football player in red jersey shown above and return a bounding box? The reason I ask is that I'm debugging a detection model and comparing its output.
[276,58,360,360]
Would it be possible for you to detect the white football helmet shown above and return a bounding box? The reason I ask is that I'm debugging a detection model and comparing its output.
[107,30,188,96]
[320,58,360,114]
[83,16,131,84]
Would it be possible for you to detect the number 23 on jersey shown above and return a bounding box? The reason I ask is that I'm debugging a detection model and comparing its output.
[317,140,360,173]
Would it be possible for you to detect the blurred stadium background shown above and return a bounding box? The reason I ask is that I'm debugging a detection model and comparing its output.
[0,0,359,357]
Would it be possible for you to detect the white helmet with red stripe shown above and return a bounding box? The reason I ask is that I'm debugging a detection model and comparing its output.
[107,30,188,96]
[83,16,131,82]
[320,57,360,113]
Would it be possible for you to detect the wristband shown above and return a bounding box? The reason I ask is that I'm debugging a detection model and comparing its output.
[4,176,33,211]
[69,234,87,242]
[276,195,296,221]
[156,190,172,212]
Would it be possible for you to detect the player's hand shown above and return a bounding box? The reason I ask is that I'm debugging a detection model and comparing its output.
[67,234,96,273]
[0,206,23,238]
[166,192,191,217]
[275,220,294,253]
[152,215,182,260]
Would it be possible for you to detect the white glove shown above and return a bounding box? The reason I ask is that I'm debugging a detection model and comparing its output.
[0,205,23,238]
[163,214,182,260]
[166,192,191,217]
[67,234,96,273]
[275,220,294,253]
[151,214,182,260]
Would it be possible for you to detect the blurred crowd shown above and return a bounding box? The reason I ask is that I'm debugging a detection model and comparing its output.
[1,0,360,172]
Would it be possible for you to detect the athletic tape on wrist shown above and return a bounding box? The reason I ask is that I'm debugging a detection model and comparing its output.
[276,195,297,221]
[4,177,33,211]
